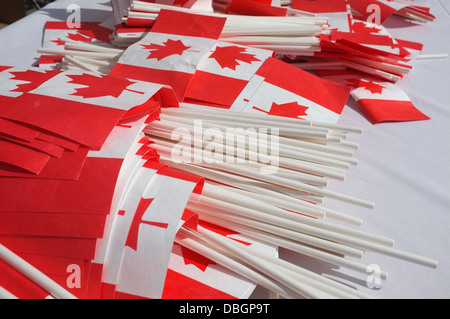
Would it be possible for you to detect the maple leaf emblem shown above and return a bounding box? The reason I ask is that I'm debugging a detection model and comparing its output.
[209,45,261,70]
[66,73,137,99]
[125,198,169,251]
[345,78,385,94]
[10,69,59,93]
[141,39,191,61]
[253,101,309,119]
[51,32,93,46]
[180,245,216,272]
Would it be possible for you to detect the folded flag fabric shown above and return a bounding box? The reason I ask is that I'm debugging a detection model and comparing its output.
[0,62,211,298]
[110,9,227,101]
[230,57,351,123]
[317,69,429,124]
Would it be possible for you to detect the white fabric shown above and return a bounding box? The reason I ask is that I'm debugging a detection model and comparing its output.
[0,0,449,299]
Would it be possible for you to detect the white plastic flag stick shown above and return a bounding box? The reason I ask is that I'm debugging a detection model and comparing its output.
[147,127,347,180]
[222,35,321,46]
[343,60,402,82]
[161,106,313,129]
[193,193,389,250]
[188,202,363,258]
[149,133,346,180]
[221,228,374,299]
[156,111,359,164]
[149,139,372,207]
[203,181,393,246]
[175,228,301,298]
[202,170,360,225]
[37,47,121,60]
[194,227,332,299]
[157,157,329,219]
[0,244,77,299]
[194,200,437,268]
[64,41,125,54]
[197,212,388,281]
[159,113,330,140]
[416,54,448,60]
[180,102,363,142]
[147,129,330,187]
[197,226,367,299]
[63,56,100,73]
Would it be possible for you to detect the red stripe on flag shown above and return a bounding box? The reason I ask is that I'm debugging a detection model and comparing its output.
[110,63,192,102]
[258,58,350,114]
[162,269,236,299]
[357,99,430,124]
[186,70,249,107]
[151,9,226,39]
[292,0,347,13]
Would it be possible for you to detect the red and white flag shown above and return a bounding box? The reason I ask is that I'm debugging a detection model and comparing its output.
[230,57,351,123]
[185,41,274,107]
[110,9,226,101]
[317,69,429,123]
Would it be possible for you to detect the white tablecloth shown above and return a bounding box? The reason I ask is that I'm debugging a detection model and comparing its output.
[0,0,449,299]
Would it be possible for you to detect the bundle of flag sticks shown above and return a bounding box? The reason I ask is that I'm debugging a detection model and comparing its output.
[0,0,441,299]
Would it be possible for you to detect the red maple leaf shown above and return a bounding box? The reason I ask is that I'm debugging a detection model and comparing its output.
[351,21,381,34]
[253,101,309,119]
[180,245,216,272]
[125,198,169,251]
[51,32,93,46]
[66,73,137,99]
[345,78,384,94]
[141,39,191,61]
[209,45,261,70]
[10,69,59,93]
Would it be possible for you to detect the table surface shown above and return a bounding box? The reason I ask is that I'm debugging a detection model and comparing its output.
[0,0,449,299]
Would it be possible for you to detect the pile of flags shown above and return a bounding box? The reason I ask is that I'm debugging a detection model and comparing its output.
[0,0,441,299]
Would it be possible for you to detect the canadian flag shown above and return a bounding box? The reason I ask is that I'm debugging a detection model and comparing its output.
[317,69,429,123]
[95,158,204,299]
[110,9,226,101]
[185,41,274,107]
[230,57,351,124]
